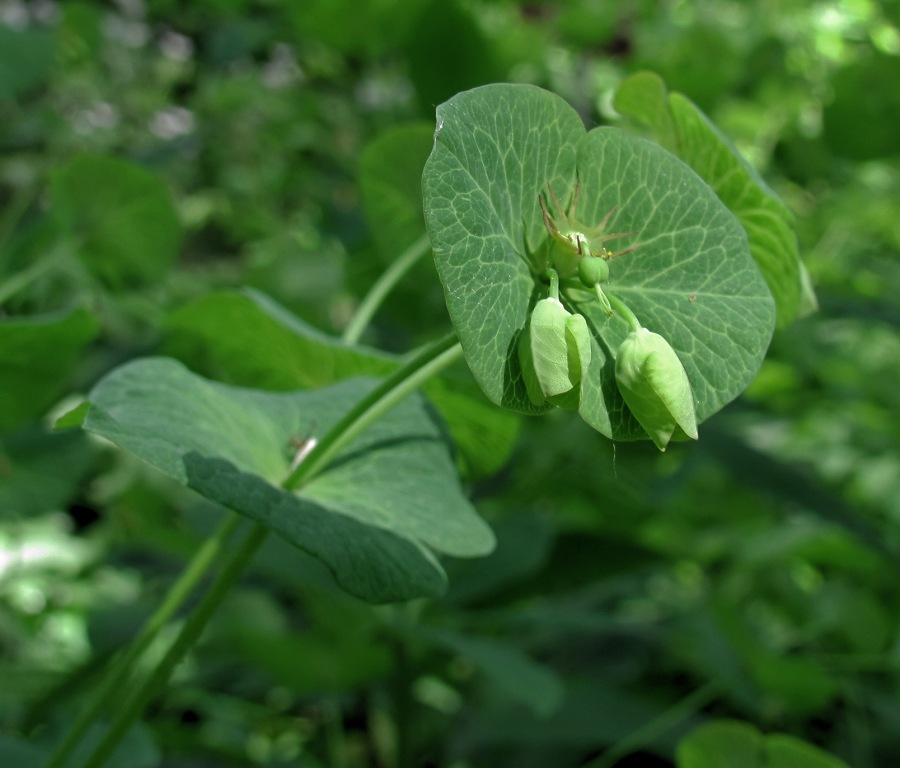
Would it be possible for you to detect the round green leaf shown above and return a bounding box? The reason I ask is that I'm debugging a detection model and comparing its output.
[676,721,850,768]
[164,289,521,478]
[677,720,764,768]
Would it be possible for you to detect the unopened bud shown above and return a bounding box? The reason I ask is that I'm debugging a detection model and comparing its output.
[615,328,698,450]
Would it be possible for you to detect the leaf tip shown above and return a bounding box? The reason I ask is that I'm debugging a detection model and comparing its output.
[54,401,91,430]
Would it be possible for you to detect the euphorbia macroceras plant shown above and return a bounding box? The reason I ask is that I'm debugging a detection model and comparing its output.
[422,82,792,449]
[47,78,803,768]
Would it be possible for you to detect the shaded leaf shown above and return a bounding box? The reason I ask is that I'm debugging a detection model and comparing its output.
[359,122,434,257]
[0,24,56,100]
[52,155,182,287]
[65,358,494,603]
[0,429,96,517]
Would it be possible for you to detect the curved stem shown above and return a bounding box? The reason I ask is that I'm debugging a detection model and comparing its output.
[43,511,243,768]
[342,233,432,344]
[605,289,643,333]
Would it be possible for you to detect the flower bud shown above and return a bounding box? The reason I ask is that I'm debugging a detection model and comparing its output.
[578,255,610,287]
[614,328,698,451]
[519,297,591,407]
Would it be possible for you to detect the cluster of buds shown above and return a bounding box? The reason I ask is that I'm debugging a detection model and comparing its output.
[519,184,698,450]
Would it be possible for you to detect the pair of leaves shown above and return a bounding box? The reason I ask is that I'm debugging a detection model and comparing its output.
[677,720,849,768]
[62,358,494,603]
[422,83,776,441]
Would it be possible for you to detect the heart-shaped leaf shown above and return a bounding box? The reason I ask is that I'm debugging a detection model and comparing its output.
[423,84,775,441]
[64,358,494,603]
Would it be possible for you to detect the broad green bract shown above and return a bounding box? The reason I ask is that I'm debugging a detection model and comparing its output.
[422,83,776,443]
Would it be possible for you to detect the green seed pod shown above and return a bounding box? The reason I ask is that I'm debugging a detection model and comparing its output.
[518,297,593,407]
[614,328,698,451]
[578,255,610,287]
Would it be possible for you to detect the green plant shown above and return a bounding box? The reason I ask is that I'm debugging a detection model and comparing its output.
[16,77,807,768]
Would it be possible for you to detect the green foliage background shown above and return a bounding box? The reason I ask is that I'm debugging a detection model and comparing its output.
[2,0,899,766]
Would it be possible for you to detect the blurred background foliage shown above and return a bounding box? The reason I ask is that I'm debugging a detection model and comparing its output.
[1,0,899,766]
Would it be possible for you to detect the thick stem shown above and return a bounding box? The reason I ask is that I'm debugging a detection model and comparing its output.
[342,233,432,345]
[605,289,643,333]
[43,511,243,768]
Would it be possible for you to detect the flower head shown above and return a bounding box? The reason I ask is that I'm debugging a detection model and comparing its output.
[539,184,636,278]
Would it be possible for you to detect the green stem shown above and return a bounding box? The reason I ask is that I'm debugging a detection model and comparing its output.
[284,331,462,489]
[579,681,720,768]
[78,522,270,768]
[605,289,643,333]
[342,233,432,344]
[547,268,560,301]
[70,329,464,768]
[0,243,67,306]
[43,511,243,768]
